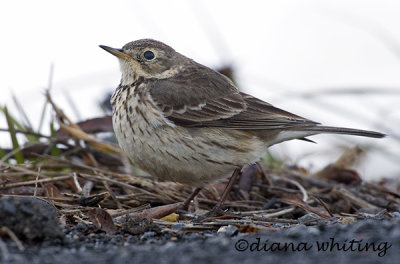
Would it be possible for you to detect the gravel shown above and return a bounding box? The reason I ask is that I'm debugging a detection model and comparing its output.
[1,196,399,264]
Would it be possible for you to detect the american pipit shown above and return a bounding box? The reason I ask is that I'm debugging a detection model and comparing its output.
[100,39,384,213]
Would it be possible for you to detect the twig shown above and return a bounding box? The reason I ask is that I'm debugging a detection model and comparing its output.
[0,128,50,138]
[281,178,309,202]
[73,172,83,194]
[102,179,122,209]
[333,187,379,209]
[230,217,298,225]
[239,206,293,215]
[82,181,94,197]
[45,90,120,153]
[0,160,46,177]
[78,173,159,198]
[60,208,89,215]
[35,154,138,179]
[110,204,151,218]
[0,175,72,190]
[38,63,54,133]
[316,197,334,217]
[258,207,296,218]
[0,146,24,163]
[72,215,92,225]
[34,167,41,196]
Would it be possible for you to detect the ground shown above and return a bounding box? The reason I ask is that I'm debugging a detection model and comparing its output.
[1,196,399,264]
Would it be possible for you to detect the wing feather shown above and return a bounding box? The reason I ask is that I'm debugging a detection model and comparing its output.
[148,63,318,129]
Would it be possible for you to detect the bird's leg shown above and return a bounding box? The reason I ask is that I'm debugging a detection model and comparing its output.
[204,168,241,218]
[179,187,202,211]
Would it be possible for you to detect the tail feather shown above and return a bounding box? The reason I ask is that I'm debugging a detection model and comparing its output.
[302,126,385,138]
[269,126,385,146]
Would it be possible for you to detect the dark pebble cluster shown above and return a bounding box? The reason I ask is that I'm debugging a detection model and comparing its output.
[1,196,400,264]
[1,215,399,264]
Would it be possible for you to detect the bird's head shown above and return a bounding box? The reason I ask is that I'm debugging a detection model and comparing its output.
[100,39,186,85]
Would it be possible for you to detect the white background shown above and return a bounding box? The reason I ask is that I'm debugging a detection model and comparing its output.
[0,0,399,180]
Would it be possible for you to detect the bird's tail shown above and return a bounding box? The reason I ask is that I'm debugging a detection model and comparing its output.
[268,126,385,146]
[302,126,385,138]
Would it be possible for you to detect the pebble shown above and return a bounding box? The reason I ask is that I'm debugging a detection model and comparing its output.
[307,226,321,236]
[297,213,321,224]
[140,231,156,240]
[2,212,399,264]
[392,212,400,218]
[171,223,185,230]
[0,196,64,241]
[217,225,238,236]
[285,225,307,238]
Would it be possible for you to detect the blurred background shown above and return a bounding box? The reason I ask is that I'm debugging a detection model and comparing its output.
[0,0,399,180]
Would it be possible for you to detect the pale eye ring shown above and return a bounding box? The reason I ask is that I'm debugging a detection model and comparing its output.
[143,50,155,60]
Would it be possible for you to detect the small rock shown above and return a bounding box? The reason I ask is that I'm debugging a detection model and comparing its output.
[171,223,185,231]
[120,216,160,235]
[217,225,238,236]
[392,212,400,218]
[352,219,375,234]
[140,231,156,240]
[381,220,394,230]
[373,209,388,220]
[76,222,89,233]
[0,196,64,241]
[286,225,307,238]
[298,213,321,224]
[307,226,321,236]
[389,227,400,239]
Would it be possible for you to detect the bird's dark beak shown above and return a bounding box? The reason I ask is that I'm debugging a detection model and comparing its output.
[99,45,131,59]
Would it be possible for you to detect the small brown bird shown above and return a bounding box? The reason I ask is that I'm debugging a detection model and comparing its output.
[100,39,384,211]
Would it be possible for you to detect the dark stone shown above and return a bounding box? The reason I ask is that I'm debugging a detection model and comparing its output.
[0,196,64,241]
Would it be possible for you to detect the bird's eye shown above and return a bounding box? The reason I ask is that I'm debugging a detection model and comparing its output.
[143,50,155,60]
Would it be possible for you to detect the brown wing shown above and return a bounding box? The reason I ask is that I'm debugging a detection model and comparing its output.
[148,63,318,129]
[200,93,320,129]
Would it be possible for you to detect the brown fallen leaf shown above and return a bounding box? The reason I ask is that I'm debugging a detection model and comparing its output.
[43,183,63,198]
[130,203,180,220]
[88,208,116,234]
[315,166,361,184]
[311,146,363,184]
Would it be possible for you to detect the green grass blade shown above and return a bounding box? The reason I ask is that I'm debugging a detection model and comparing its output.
[2,106,24,163]
[49,121,60,157]
[0,147,6,159]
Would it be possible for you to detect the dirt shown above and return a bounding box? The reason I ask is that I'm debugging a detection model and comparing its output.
[1,196,399,264]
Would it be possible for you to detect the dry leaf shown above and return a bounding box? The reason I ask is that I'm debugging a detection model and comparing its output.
[311,146,364,184]
[88,208,116,234]
[43,183,63,198]
[160,213,179,222]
